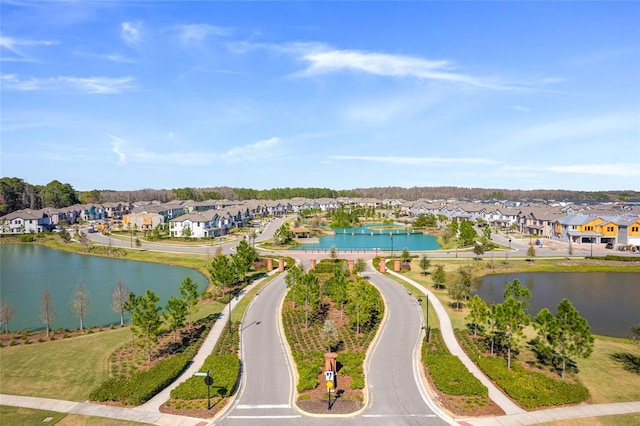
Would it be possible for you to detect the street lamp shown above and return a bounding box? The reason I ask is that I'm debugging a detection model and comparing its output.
[590,238,593,257]
[418,295,430,342]
[390,232,394,258]
[508,238,512,249]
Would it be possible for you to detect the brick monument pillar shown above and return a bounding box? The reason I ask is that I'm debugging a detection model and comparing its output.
[310,259,316,270]
[379,258,386,273]
[348,259,354,273]
[267,258,273,272]
[394,259,401,272]
[278,258,285,272]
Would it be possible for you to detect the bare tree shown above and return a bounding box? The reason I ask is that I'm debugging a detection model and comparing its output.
[39,289,57,337]
[0,301,16,334]
[111,279,130,327]
[71,281,90,330]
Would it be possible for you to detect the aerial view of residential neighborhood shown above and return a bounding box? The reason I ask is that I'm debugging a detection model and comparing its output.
[1,1,639,426]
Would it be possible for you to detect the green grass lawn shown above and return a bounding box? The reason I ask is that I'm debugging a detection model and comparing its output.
[538,413,640,426]
[576,336,640,404]
[0,406,149,425]
[0,327,131,401]
[0,298,225,402]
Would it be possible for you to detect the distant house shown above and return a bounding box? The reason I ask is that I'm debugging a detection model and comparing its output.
[0,209,49,234]
[169,210,221,238]
[123,213,164,231]
[615,215,640,246]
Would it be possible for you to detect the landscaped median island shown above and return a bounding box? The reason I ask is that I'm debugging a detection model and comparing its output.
[282,259,383,414]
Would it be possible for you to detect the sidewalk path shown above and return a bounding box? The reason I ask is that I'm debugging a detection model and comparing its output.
[387,269,525,416]
[141,272,273,413]
[0,394,205,425]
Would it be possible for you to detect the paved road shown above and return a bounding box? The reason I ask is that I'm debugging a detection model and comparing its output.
[362,265,451,425]
[214,262,452,425]
[216,274,301,425]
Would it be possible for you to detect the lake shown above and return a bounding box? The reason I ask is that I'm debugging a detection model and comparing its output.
[292,223,441,252]
[476,272,640,338]
[0,244,209,332]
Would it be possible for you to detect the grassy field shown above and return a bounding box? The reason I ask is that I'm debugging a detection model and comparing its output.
[0,327,130,401]
[0,298,225,402]
[538,413,640,426]
[0,406,148,425]
[399,258,640,404]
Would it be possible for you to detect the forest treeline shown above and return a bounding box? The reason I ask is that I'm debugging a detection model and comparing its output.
[1,177,638,217]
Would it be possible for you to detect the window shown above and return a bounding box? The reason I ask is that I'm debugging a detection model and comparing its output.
[633,226,639,233]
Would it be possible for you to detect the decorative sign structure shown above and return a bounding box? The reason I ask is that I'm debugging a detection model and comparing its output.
[194,370,213,409]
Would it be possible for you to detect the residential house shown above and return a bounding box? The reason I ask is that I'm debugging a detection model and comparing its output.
[0,209,49,233]
[169,210,221,238]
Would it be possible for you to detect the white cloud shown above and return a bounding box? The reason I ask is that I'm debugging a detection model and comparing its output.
[107,135,280,167]
[500,163,639,178]
[510,113,637,145]
[221,137,280,162]
[109,134,128,165]
[511,105,531,113]
[101,53,136,63]
[0,34,58,62]
[175,24,231,43]
[293,46,542,91]
[121,21,142,45]
[1,75,136,94]
[330,155,499,166]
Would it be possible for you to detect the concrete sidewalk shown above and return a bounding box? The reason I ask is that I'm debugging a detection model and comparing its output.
[387,269,525,416]
[0,394,206,425]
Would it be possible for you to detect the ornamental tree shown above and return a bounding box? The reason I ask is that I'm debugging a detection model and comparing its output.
[533,298,594,379]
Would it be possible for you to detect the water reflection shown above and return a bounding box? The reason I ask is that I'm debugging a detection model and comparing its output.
[476,272,640,338]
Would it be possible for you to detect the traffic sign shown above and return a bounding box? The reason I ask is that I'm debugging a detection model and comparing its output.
[326,381,333,389]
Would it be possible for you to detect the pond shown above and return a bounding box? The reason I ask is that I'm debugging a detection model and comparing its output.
[476,272,640,338]
[0,244,209,332]
[291,223,441,252]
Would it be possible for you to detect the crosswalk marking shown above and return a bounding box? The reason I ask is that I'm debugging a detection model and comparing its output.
[236,404,291,409]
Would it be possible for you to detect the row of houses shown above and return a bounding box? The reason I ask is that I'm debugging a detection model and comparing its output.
[2,198,639,246]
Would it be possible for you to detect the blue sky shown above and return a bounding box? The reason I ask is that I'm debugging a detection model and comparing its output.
[1,1,639,192]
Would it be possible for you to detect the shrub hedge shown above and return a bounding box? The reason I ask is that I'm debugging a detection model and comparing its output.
[90,350,194,405]
[337,351,365,389]
[170,354,240,399]
[171,322,241,400]
[423,329,487,397]
[293,350,324,392]
[89,316,214,405]
[477,357,589,409]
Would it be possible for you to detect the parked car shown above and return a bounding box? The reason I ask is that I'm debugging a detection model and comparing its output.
[605,242,614,249]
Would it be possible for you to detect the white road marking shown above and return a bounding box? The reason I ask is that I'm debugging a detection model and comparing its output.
[235,404,291,409]
[227,415,302,419]
[362,414,437,418]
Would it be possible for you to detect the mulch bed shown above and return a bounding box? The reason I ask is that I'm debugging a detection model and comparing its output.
[296,372,364,415]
